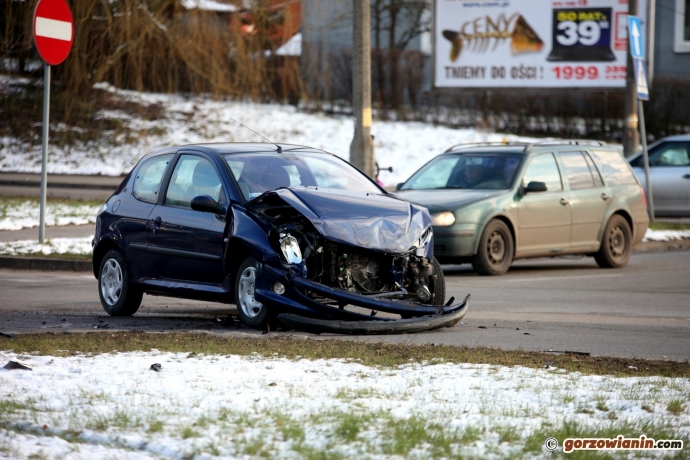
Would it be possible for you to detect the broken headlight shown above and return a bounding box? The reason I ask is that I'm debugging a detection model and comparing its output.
[413,227,433,257]
[279,233,303,264]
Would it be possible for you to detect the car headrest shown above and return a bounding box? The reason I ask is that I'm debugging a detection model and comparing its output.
[192,161,221,188]
[260,165,291,191]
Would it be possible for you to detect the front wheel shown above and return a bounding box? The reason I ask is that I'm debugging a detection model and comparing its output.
[595,215,632,268]
[429,257,446,305]
[98,249,142,316]
[472,219,514,276]
[235,257,273,329]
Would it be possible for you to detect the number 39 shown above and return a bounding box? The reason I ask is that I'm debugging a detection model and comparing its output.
[556,20,601,46]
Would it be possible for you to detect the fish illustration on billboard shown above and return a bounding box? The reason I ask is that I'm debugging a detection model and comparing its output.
[443,13,543,62]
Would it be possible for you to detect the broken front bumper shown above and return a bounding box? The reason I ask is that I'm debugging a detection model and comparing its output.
[254,264,470,335]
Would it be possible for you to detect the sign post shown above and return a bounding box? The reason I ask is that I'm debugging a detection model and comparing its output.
[628,15,654,220]
[32,0,74,243]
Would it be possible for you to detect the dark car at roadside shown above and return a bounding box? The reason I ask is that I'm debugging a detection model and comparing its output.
[92,143,469,334]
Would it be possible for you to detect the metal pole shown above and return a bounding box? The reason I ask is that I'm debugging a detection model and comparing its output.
[646,0,655,87]
[623,0,640,157]
[638,99,654,221]
[39,63,50,243]
[350,0,374,178]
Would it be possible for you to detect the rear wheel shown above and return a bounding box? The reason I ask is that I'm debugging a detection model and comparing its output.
[98,249,142,316]
[472,219,514,276]
[235,257,273,329]
[595,215,632,268]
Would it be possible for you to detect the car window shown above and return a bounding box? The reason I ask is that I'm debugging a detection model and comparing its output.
[132,154,173,204]
[649,142,690,167]
[401,154,523,190]
[591,150,638,186]
[164,155,224,209]
[560,151,600,190]
[522,153,563,191]
[223,152,381,200]
[402,156,460,190]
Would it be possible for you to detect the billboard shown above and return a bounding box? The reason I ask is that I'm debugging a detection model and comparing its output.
[433,0,647,88]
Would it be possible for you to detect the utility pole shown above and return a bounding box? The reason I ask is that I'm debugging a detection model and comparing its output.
[350,0,375,178]
[623,0,639,157]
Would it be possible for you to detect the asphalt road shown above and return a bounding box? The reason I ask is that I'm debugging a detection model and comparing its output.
[1,250,689,361]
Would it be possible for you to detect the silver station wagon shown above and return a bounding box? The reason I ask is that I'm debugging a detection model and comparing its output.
[396,141,649,275]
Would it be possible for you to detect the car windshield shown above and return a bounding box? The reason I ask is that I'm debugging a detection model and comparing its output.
[223,151,382,201]
[401,153,524,190]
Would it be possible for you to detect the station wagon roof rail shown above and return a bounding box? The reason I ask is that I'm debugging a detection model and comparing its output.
[443,141,530,153]
[524,139,608,151]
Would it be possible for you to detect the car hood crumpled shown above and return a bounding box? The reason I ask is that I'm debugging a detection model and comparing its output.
[256,188,431,254]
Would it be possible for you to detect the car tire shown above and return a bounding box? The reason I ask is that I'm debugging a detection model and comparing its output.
[472,219,514,276]
[235,256,273,329]
[594,215,632,269]
[430,257,446,305]
[98,249,143,316]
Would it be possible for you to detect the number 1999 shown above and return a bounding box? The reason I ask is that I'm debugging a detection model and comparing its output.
[552,66,599,79]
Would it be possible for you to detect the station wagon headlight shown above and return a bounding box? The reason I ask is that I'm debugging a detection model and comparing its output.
[279,233,303,264]
[97,203,108,217]
[431,212,455,226]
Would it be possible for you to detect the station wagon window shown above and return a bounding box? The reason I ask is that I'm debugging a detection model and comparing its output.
[590,150,638,186]
[560,151,603,190]
[164,155,224,209]
[132,154,173,204]
[522,153,563,191]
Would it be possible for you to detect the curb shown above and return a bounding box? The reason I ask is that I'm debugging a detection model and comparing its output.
[0,240,688,272]
[0,256,92,272]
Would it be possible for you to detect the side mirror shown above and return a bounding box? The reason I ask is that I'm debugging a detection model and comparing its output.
[395,182,404,191]
[524,181,548,193]
[191,195,221,213]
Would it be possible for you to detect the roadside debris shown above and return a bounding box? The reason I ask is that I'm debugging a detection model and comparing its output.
[150,363,162,372]
[0,332,16,338]
[3,361,31,370]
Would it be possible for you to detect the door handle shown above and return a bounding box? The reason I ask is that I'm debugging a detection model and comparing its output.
[559,198,569,206]
[151,216,162,233]
[601,193,610,201]
[683,174,690,180]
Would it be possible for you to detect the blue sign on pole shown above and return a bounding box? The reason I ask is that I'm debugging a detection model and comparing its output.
[627,16,645,60]
[632,58,649,101]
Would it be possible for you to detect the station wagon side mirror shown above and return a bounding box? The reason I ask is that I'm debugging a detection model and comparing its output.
[395,182,404,191]
[191,195,222,213]
[524,181,548,193]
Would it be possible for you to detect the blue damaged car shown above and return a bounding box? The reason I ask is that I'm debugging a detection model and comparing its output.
[92,143,469,334]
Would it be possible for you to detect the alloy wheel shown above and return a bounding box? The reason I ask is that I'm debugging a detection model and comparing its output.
[100,258,123,306]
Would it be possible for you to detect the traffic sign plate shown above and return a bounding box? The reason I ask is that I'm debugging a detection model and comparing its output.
[627,16,645,60]
[632,58,649,100]
[33,0,74,66]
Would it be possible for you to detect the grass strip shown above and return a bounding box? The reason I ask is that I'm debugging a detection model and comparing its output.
[2,331,689,377]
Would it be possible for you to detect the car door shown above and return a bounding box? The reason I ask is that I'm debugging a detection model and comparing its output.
[631,141,690,216]
[558,151,612,250]
[120,153,175,280]
[147,153,227,284]
[515,153,571,256]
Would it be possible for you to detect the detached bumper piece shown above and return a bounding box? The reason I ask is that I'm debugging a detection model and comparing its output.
[257,264,470,335]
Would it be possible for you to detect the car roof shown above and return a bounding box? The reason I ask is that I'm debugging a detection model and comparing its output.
[176,142,329,156]
[655,133,690,142]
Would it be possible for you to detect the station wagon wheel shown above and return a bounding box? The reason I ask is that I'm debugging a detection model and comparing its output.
[472,219,514,276]
[235,256,273,329]
[98,249,143,316]
[595,215,632,269]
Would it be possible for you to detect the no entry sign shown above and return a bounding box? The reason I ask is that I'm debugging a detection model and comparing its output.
[33,0,74,66]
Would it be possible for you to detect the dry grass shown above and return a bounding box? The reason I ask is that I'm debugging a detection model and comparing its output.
[2,332,689,377]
